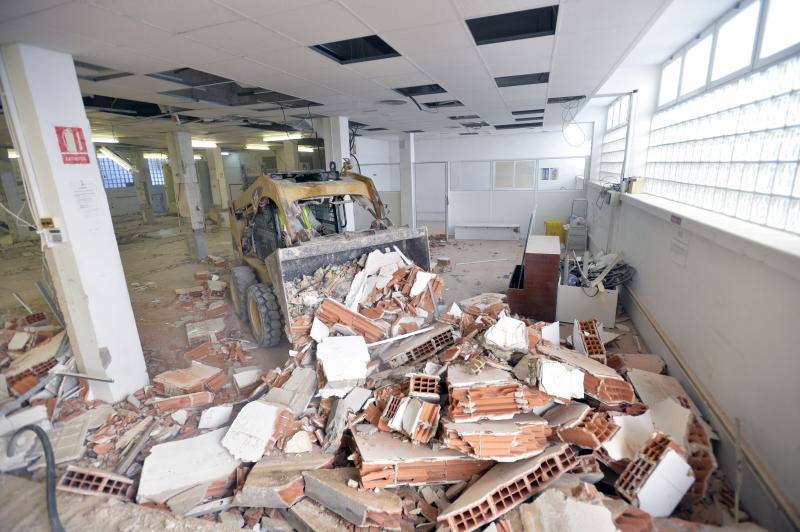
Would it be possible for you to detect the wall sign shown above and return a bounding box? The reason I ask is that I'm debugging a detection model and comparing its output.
[55,126,90,164]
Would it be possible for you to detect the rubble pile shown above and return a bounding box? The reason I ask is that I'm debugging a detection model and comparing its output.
[0,250,758,531]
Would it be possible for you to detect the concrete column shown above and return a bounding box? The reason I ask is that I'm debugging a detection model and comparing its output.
[166,131,207,259]
[128,150,155,224]
[399,132,416,228]
[0,159,34,241]
[280,140,300,171]
[0,43,148,401]
[205,147,230,227]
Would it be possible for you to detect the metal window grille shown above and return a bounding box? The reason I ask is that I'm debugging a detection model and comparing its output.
[97,157,134,189]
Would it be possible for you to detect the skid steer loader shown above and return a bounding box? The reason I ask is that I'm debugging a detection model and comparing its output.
[228,162,430,347]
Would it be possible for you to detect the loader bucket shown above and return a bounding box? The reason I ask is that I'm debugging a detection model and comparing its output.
[264,227,431,323]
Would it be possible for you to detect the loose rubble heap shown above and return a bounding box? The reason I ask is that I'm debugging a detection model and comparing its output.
[0,250,759,531]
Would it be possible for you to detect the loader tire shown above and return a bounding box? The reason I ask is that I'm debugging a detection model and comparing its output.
[247,283,284,347]
[230,265,256,321]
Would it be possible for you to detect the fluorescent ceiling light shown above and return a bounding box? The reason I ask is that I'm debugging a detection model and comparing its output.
[193,154,202,160]
[144,152,168,159]
[298,146,315,153]
[191,139,217,148]
[262,132,303,142]
[92,135,118,144]
[98,146,132,171]
[246,144,271,151]
[221,151,230,156]
[7,149,18,159]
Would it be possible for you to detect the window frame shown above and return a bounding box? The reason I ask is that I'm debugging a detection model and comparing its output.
[679,30,715,99]
[754,0,800,67]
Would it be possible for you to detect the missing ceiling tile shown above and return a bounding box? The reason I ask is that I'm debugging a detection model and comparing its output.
[495,72,549,87]
[423,100,463,109]
[466,6,558,46]
[311,35,400,64]
[394,84,446,97]
[494,122,542,129]
[511,109,545,115]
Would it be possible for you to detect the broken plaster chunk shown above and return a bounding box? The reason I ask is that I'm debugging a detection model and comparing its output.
[199,404,234,430]
[601,411,655,462]
[317,335,370,398]
[283,431,313,454]
[137,427,240,504]
[222,400,294,462]
[514,354,584,400]
[309,317,330,343]
[303,467,403,529]
[186,317,226,346]
[519,485,617,532]
[410,271,437,298]
[264,367,317,417]
[484,315,529,355]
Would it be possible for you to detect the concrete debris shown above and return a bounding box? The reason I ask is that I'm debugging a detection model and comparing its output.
[303,467,403,529]
[0,251,738,532]
[234,445,333,508]
[222,400,293,461]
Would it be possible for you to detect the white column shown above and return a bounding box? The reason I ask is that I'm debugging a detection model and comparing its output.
[205,147,230,227]
[0,43,148,401]
[280,140,300,171]
[129,150,155,224]
[313,116,355,230]
[167,131,207,259]
[399,132,416,228]
[0,158,34,241]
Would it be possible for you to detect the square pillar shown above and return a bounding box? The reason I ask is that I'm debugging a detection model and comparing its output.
[0,43,148,401]
[399,132,416,228]
[280,140,300,171]
[205,147,230,227]
[128,150,155,224]
[166,131,207,259]
[0,158,35,241]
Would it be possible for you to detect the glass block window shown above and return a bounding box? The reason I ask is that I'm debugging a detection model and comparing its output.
[645,55,800,234]
[97,156,134,189]
[599,124,627,183]
[147,158,166,186]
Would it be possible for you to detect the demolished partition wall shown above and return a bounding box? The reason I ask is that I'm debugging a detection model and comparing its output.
[586,181,800,530]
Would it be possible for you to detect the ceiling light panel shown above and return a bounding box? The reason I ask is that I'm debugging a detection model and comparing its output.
[495,72,549,87]
[494,122,542,129]
[311,35,400,64]
[394,83,447,97]
[511,108,545,115]
[466,5,559,46]
[423,100,464,109]
[448,114,480,120]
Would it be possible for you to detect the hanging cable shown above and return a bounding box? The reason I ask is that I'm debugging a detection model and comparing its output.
[0,199,37,230]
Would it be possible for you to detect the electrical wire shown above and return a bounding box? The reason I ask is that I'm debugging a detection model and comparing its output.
[560,98,586,147]
[407,94,438,114]
[0,199,37,230]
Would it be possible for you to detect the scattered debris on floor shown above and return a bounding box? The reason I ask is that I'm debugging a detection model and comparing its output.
[0,249,760,531]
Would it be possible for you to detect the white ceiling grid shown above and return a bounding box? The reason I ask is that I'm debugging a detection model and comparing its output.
[0,0,671,147]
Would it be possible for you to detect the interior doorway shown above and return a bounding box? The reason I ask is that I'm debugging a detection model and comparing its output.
[414,162,447,236]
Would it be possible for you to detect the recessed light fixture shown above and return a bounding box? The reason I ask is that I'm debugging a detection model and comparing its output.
[511,109,545,115]
[262,132,303,142]
[547,95,585,103]
[298,146,315,153]
[495,72,549,87]
[466,5,558,46]
[365,127,388,131]
[221,151,231,156]
[312,35,399,64]
[394,84,446,97]
[377,99,407,106]
[7,149,18,159]
[494,122,543,129]
[91,135,118,144]
[144,152,168,159]
[403,130,424,133]
[98,146,132,171]
[245,144,271,151]
[191,139,217,148]
[448,115,480,120]
[423,100,463,109]
[515,116,543,122]
[193,154,202,160]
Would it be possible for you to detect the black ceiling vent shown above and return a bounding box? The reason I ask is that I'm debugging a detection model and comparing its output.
[495,72,549,87]
[448,114,480,120]
[311,35,399,64]
[403,129,424,133]
[460,132,479,135]
[423,100,463,109]
[349,120,369,128]
[394,83,446,97]
[461,121,490,128]
[548,95,585,103]
[82,95,173,118]
[74,61,132,82]
[149,67,232,87]
[252,100,323,111]
[494,122,542,129]
[163,81,321,107]
[511,108,545,115]
[366,127,388,131]
[240,121,297,132]
[515,116,543,121]
[466,5,558,46]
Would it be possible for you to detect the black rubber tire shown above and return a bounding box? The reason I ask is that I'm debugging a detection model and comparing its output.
[246,283,284,347]
[229,265,256,321]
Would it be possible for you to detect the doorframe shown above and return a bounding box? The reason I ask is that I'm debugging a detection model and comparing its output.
[413,160,449,239]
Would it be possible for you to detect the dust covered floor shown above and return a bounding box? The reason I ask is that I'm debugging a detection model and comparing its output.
[0,219,525,378]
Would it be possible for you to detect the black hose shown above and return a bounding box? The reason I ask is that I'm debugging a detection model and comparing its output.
[8,425,64,532]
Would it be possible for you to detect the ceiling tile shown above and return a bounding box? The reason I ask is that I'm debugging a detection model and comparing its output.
[0,17,107,55]
[76,46,176,75]
[370,71,435,91]
[181,19,296,56]
[382,21,474,56]
[99,74,186,93]
[89,0,242,33]
[344,56,419,78]
[257,3,372,45]
[0,0,71,23]
[499,83,548,103]
[477,35,554,77]
[213,0,323,18]
[339,0,459,31]
[125,36,234,68]
[250,46,343,77]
